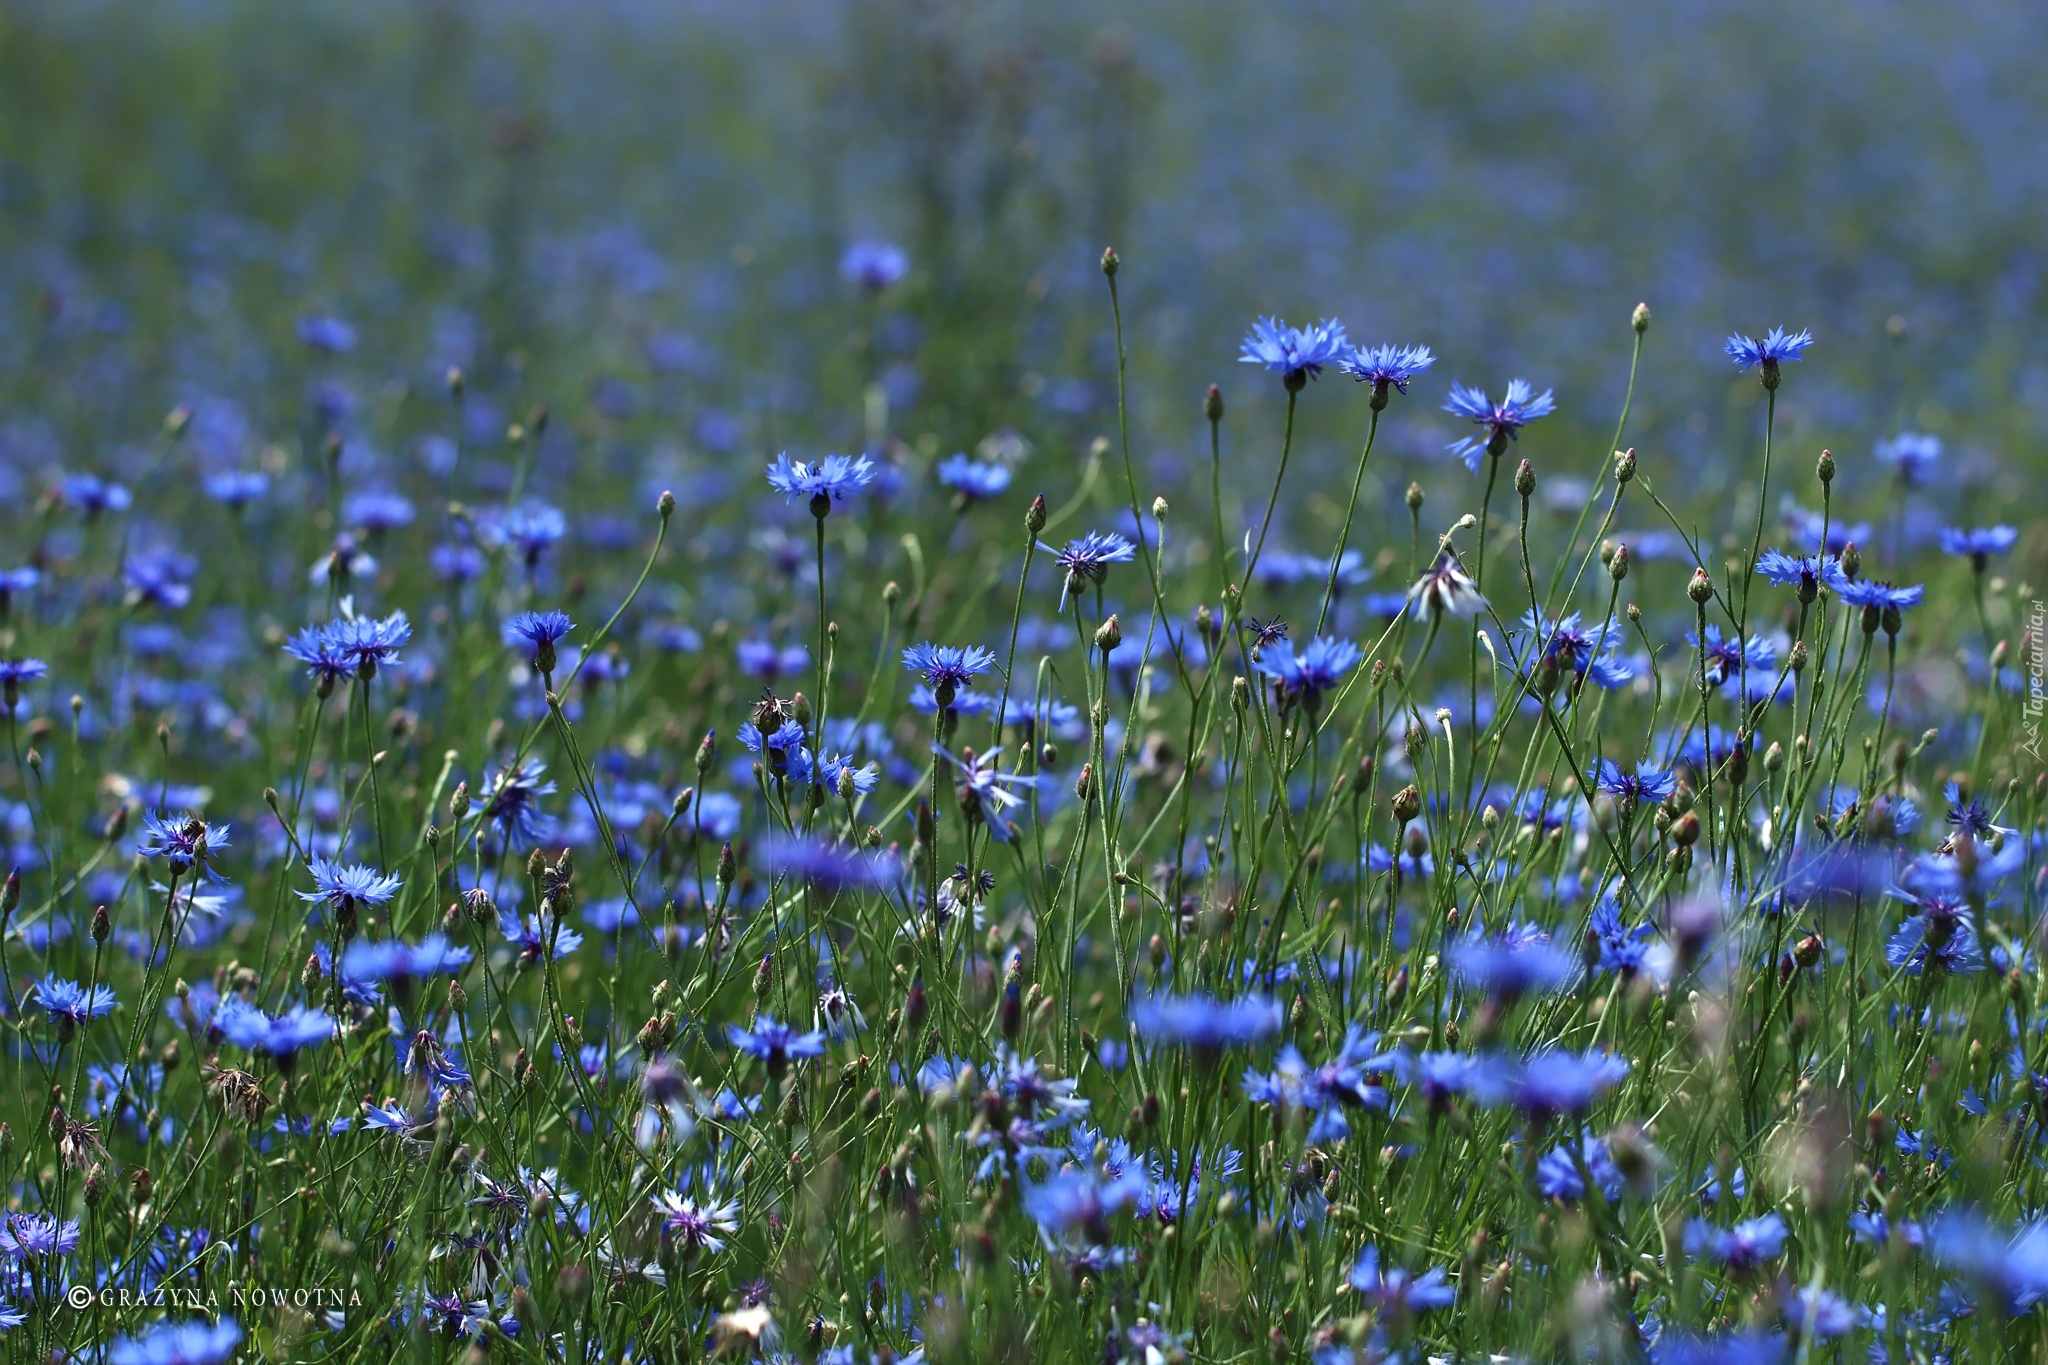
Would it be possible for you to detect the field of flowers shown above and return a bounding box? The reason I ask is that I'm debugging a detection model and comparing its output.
[2,2,2046,1361]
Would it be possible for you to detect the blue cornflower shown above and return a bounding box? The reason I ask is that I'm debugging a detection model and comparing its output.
[735,639,810,679]
[1875,431,1942,486]
[758,834,899,890]
[765,452,876,512]
[0,657,47,707]
[483,501,568,569]
[1941,525,2018,568]
[503,610,576,673]
[741,716,809,783]
[936,453,1012,501]
[1683,1212,1789,1271]
[500,911,584,969]
[1753,549,1843,602]
[1779,498,1868,554]
[793,750,880,798]
[1254,636,1361,713]
[1519,611,1629,691]
[1443,379,1556,470]
[1238,316,1350,388]
[1396,1050,1514,1110]
[1927,1211,2048,1312]
[203,469,269,507]
[124,550,195,610]
[1587,899,1655,977]
[940,745,1037,842]
[343,487,415,532]
[297,856,402,925]
[1650,1330,1788,1365]
[1534,1132,1624,1203]
[1041,530,1136,610]
[1243,1027,1393,1143]
[0,566,40,611]
[1340,343,1436,405]
[1448,930,1577,999]
[297,311,358,352]
[34,976,118,1036]
[1942,779,2007,839]
[1129,992,1280,1051]
[431,541,485,582]
[728,1014,827,1072]
[1835,577,1923,634]
[1689,625,1777,690]
[218,1002,334,1066]
[1509,1049,1630,1118]
[1723,326,1813,386]
[62,472,132,516]
[107,1317,244,1365]
[1885,914,1984,977]
[341,934,473,982]
[138,810,231,880]
[1023,1168,1147,1243]
[0,1211,81,1258]
[329,609,412,679]
[902,642,997,699]
[480,761,557,845]
[1782,1286,1856,1341]
[1347,1245,1456,1315]
[840,240,909,291]
[283,623,352,692]
[1594,759,1677,809]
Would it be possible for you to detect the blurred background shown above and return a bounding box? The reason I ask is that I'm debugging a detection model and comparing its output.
[2,0,2043,571]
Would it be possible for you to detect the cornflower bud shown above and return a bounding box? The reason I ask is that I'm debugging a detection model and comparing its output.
[1631,302,1651,333]
[1391,785,1422,825]
[1204,384,1224,422]
[1816,448,1835,486]
[1100,246,1119,277]
[1515,459,1536,498]
[1609,543,1630,582]
[1026,494,1048,535]
[1614,447,1636,483]
[1095,614,1122,654]
[1687,567,1714,604]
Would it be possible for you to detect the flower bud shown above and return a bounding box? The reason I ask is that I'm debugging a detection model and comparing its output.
[1632,301,1651,333]
[658,488,676,519]
[1406,482,1425,511]
[1026,494,1048,535]
[1816,449,1834,486]
[1095,614,1122,653]
[1100,246,1119,277]
[1514,459,1536,498]
[1609,543,1630,583]
[1687,567,1714,604]
[1840,541,1861,580]
[1391,784,1422,825]
[1204,384,1224,423]
[1613,447,1636,484]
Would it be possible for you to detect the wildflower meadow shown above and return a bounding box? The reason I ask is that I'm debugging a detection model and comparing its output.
[2,3,2046,1362]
